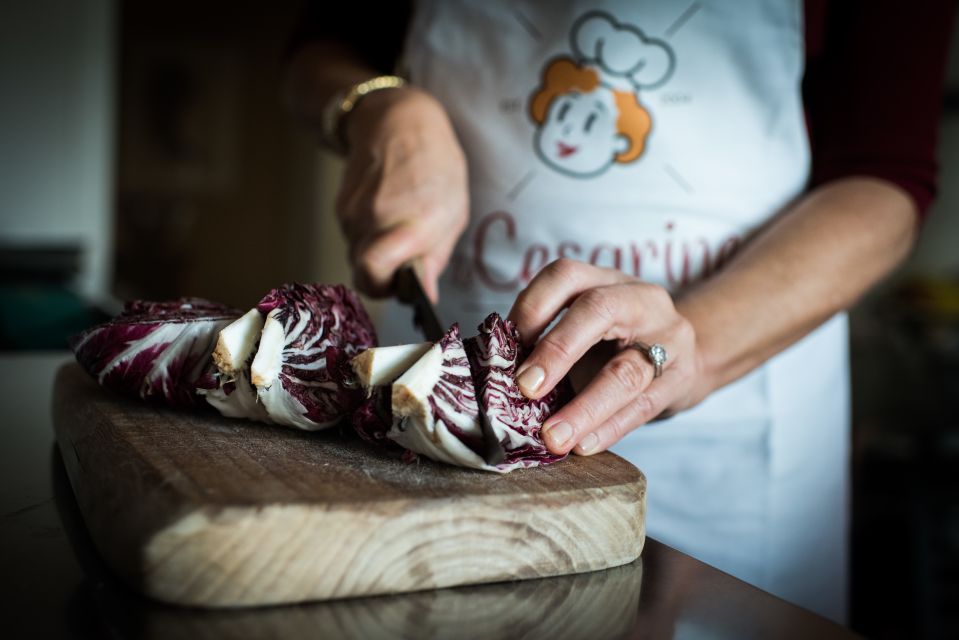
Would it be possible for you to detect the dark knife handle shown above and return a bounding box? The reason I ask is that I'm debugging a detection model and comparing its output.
[395,263,445,342]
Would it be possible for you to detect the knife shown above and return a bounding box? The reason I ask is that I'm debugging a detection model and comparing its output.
[394,263,445,342]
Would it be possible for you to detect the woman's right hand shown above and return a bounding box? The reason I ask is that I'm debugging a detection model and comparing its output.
[335,87,469,302]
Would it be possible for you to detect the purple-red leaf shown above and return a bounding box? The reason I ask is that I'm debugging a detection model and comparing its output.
[250,283,377,430]
[465,313,571,471]
[70,298,240,407]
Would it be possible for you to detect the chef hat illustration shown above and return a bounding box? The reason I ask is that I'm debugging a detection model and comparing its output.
[571,11,675,92]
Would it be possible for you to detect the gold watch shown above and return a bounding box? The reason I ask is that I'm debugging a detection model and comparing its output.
[321,75,407,154]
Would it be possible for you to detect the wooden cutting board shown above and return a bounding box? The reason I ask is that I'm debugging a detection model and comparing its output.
[52,363,646,608]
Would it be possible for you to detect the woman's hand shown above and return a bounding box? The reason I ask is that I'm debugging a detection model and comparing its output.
[507,259,712,456]
[336,87,469,301]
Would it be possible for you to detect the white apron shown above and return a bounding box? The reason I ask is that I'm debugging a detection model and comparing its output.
[389,0,850,622]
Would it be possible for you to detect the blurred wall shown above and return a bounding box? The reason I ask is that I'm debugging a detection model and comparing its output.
[311,153,351,289]
[113,0,322,309]
[0,0,367,313]
[0,0,115,302]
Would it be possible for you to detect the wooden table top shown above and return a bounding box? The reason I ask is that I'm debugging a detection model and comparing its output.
[2,353,859,639]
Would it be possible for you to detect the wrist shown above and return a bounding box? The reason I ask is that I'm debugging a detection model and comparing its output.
[675,297,723,405]
[321,75,407,153]
[345,86,449,151]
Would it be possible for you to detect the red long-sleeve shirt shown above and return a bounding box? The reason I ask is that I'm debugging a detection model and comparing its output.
[804,0,955,219]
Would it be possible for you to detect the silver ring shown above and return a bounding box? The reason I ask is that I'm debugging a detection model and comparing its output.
[631,342,668,378]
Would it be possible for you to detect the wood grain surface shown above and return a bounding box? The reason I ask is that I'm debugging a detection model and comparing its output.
[52,363,646,608]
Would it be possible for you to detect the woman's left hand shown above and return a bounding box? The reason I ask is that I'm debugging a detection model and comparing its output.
[507,259,711,456]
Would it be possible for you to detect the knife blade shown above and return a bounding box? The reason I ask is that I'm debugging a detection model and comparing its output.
[395,263,445,342]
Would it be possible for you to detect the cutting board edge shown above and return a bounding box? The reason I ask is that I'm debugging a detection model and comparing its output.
[133,483,646,607]
[140,544,648,610]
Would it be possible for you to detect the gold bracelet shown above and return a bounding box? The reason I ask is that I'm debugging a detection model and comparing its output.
[321,75,407,153]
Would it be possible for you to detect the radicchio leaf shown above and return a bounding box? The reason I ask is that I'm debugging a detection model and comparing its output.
[389,324,489,469]
[197,367,271,422]
[249,283,377,430]
[350,342,432,448]
[351,387,394,446]
[70,298,240,408]
[465,313,571,471]
[351,316,573,473]
[199,308,272,422]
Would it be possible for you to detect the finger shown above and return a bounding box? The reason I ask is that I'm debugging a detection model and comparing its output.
[571,369,676,455]
[419,257,441,304]
[337,183,418,250]
[419,246,452,304]
[541,346,656,455]
[517,283,654,399]
[335,175,379,247]
[338,196,411,249]
[338,208,367,249]
[353,223,432,298]
[417,221,463,303]
[508,259,629,345]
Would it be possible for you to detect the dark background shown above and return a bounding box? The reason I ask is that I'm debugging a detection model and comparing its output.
[1,1,957,637]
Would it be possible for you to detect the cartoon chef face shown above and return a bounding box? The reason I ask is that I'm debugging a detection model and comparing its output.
[534,86,626,177]
[530,58,652,178]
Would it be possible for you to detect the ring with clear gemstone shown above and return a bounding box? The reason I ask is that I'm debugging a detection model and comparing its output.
[631,342,668,378]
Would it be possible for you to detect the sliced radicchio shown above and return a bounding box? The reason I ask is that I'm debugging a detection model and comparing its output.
[198,308,272,423]
[355,313,572,473]
[70,298,240,408]
[249,283,377,430]
[389,324,489,469]
[72,286,569,473]
[465,313,571,471]
[351,387,394,446]
[350,342,431,446]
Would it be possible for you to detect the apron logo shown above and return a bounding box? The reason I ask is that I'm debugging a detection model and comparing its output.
[529,11,675,178]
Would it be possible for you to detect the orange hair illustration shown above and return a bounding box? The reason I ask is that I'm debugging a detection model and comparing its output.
[530,58,652,164]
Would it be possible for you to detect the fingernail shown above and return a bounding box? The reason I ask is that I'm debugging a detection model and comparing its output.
[577,433,599,454]
[516,365,545,395]
[545,421,572,448]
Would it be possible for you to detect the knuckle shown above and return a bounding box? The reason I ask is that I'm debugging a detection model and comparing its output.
[511,292,540,325]
[606,354,648,392]
[633,391,657,420]
[369,196,395,224]
[355,256,378,280]
[578,289,615,324]
[539,332,575,363]
[547,257,580,281]
[369,187,405,223]
[675,316,696,344]
[649,283,674,307]
[570,399,603,434]
[604,414,634,443]
[356,248,387,279]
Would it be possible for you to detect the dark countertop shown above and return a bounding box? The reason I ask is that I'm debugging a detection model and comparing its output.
[2,353,858,639]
